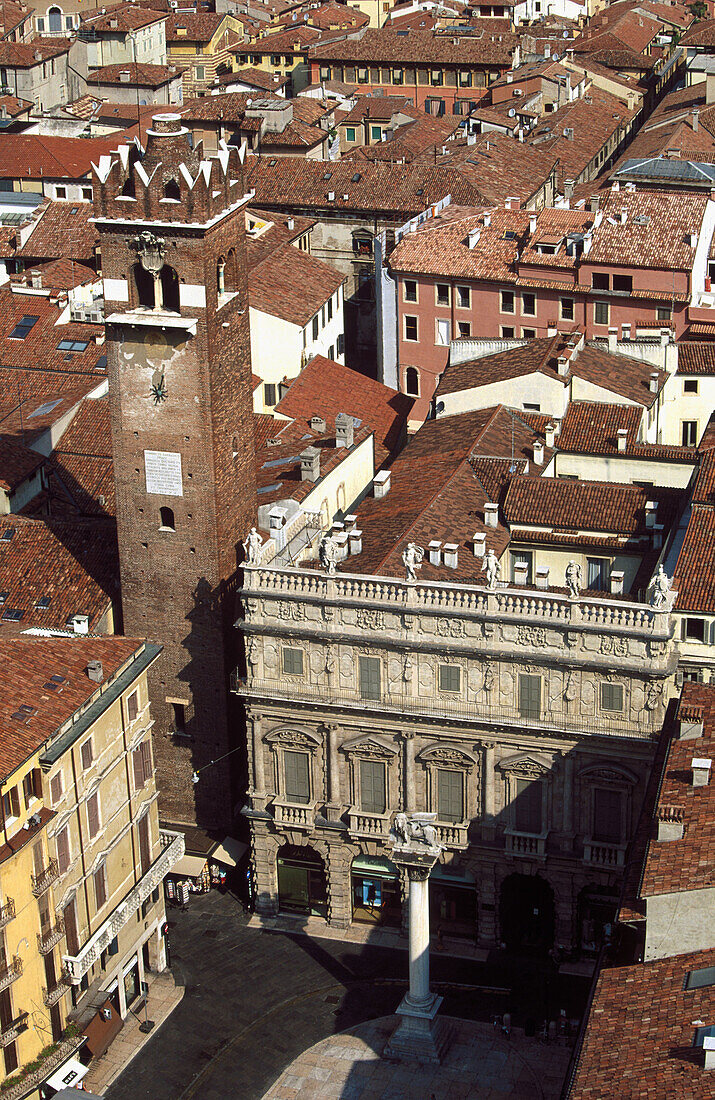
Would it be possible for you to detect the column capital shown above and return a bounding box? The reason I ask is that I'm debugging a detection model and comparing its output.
[401,730,416,742]
[407,865,432,882]
[478,740,496,751]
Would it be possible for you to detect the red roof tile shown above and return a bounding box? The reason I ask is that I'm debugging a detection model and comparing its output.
[503,477,681,536]
[0,134,125,182]
[249,244,343,325]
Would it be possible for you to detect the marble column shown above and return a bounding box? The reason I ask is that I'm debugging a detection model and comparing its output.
[405,868,432,1009]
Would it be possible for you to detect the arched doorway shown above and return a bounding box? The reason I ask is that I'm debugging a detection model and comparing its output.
[578,884,619,955]
[351,855,400,927]
[430,863,477,939]
[499,873,555,953]
[276,844,326,917]
[48,5,62,33]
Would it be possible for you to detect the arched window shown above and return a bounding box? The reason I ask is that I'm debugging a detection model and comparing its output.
[225,248,238,292]
[405,367,420,396]
[163,178,180,201]
[217,256,226,295]
[337,483,346,513]
[159,506,175,531]
[160,264,180,312]
[48,5,62,33]
[133,262,154,309]
[231,435,239,458]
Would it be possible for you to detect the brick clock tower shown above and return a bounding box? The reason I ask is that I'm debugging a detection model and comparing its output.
[93,114,256,828]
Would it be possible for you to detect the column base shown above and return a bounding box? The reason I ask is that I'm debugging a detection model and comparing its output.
[383,994,451,1065]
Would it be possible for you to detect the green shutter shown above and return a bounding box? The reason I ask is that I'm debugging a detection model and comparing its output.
[519,674,541,719]
[284,750,310,804]
[437,769,463,823]
[360,760,386,813]
[359,657,381,700]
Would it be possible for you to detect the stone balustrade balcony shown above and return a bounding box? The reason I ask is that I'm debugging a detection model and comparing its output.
[434,821,470,851]
[504,828,549,859]
[272,799,316,831]
[0,957,22,993]
[347,808,392,840]
[63,829,184,983]
[583,838,626,868]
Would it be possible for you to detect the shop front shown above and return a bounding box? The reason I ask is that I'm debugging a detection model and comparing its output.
[277,844,327,917]
[351,856,401,927]
[429,864,477,939]
[578,884,619,954]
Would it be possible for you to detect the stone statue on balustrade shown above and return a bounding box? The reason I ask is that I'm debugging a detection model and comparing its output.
[319,533,340,575]
[566,560,582,599]
[483,548,501,590]
[648,564,671,609]
[391,812,443,856]
[402,542,424,583]
[243,526,263,566]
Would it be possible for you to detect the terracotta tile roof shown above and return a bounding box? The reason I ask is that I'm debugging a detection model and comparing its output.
[0,635,147,779]
[390,206,528,280]
[80,4,167,32]
[282,2,368,30]
[672,505,715,613]
[180,91,282,123]
[0,435,43,492]
[0,95,32,118]
[692,450,715,505]
[235,25,324,55]
[260,118,326,149]
[166,12,223,41]
[418,130,560,206]
[249,243,343,326]
[220,67,288,91]
[526,87,640,184]
[246,154,491,215]
[275,355,413,468]
[338,94,416,125]
[557,401,697,461]
[570,344,668,408]
[46,396,114,517]
[254,412,277,451]
[87,63,178,88]
[10,258,98,293]
[0,290,105,382]
[288,96,332,125]
[681,15,715,46]
[0,514,117,636]
[309,27,515,66]
[348,405,550,582]
[588,187,708,271]
[245,207,315,269]
[0,134,128,183]
[568,946,715,1099]
[637,683,715,897]
[677,342,715,376]
[17,201,99,265]
[0,38,70,67]
[503,476,682,536]
[355,115,463,164]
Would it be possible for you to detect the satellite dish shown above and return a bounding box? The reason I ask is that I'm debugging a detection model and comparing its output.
[508,107,515,116]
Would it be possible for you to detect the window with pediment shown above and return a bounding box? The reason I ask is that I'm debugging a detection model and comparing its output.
[498,753,551,836]
[418,744,479,825]
[265,728,320,805]
[342,735,398,815]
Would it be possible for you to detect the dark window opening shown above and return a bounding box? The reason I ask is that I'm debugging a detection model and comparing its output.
[163,178,181,201]
[134,262,154,309]
[160,264,180,313]
[8,315,39,340]
[159,506,175,531]
[121,175,135,198]
[405,367,419,395]
[172,702,186,735]
[592,272,609,291]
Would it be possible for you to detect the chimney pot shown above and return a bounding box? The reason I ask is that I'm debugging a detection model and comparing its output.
[373,470,390,498]
[484,502,499,527]
[649,371,659,394]
[533,440,544,465]
[428,540,442,566]
[443,542,458,569]
[472,532,486,557]
[86,659,103,681]
[300,446,321,482]
[609,569,624,595]
[348,529,362,555]
[557,355,570,377]
[545,422,557,447]
[617,428,628,452]
[335,412,354,448]
[529,214,537,234]
[468,227,481,248]
[513,561,529,586]
[310,415,326,433]
[535,566,549,589]
[645,500,658,528]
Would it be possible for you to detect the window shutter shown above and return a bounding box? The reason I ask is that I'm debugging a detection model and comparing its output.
[10,787,19,818]
[50,774,62,805]
[519,674,541,719]
[593,788,622,844]
[87,792,100,838]
[127,691,138,722]
[359,657,381,700]
[56,826,70,874]
[360,760,386,814]
[515,778,543,833]
[284,750,310,804]
[94,865,106,910]
[141,740,153,784]
[81,739,93,770]
[133,748,145,791]
[437,769,463,823]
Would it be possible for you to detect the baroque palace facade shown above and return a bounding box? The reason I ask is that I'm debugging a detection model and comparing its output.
[238,564,678,954]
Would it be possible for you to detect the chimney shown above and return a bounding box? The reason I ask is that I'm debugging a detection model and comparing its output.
[310,414,326,433]
[645,500,658,528]
[334,532,349,560]
[656,805,684,842]
[692,108,699,133]
[300,446,321,482]
[557,355,570,377]
[119,69,131,83]
[472,532,486,557]
[620,208,627,225]
[483,211,491,227]
[692,757,712,787]
[564,178,574,200]
[288,217,295,230]
[679,707,704,740]
[589,195,600,213]
[30,272,42,289]
[529,213,537,234]
[545,422,556,448]
[513,561,529,586]
[373,470,390,498]
[343,514,357,531]
[468,227,481,248]
[72,614,89,635]
[609,569,624,596]
[349,528,362,555]
[428,540,442,566]
[86,659,103,682]
[506,196,520,210]
[443,542,459,569]
[649,371,659,394]
[533,440,544,465]
[617,428,628,453]
[484,502,498,527]
[269,506,287,534]
[707,71,715,106]
[335,412,354,448]
[535,566,549,589]
[607,327,618,352]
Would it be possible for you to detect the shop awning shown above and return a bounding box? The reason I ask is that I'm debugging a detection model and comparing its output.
[351,855,398,879]
[210,836,248,868]
[46,1057,88,1092]
[171,854,207,877]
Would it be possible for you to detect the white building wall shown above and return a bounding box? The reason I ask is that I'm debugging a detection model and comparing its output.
[438,371,567,419]
[645,886,715,960]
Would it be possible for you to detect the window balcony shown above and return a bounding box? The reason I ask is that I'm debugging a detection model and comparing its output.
[272,799,316,831]
[31,859,59,897]
[583,838,626,868]
[435,821,470,850]
[0,957,22,992]
[504,828,548,859]
[347,807,392,840]
[63,829,184,984]
[37,917,65,956]
[43,971,71,1007]
[0,899,15,928]
[0,1012,28,1048]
